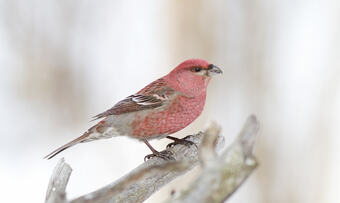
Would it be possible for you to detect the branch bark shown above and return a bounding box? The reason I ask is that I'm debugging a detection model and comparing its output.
[168,115,259,203]
[45,115,259,203]
[71,132,224,203]
[45,158,72,203]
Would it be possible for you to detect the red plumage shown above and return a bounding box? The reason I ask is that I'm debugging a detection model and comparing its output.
[45,59,222,159]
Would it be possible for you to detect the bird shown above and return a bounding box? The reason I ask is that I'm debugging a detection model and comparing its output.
[44,59,222,160]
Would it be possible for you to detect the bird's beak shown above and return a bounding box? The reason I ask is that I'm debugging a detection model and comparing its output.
[208,64,223,76]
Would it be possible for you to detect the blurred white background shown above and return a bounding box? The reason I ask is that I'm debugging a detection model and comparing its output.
[0,0,339,202]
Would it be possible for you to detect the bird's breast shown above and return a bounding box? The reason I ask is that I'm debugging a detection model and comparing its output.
[130,94,206,139]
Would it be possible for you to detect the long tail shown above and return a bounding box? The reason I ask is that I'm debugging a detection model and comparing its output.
[44,132,90,160]
[44,120,119,159]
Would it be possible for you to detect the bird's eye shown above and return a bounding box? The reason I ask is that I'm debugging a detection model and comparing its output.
[193,67,201,72]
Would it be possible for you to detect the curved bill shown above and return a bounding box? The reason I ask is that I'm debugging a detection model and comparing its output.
[208,64,223,76]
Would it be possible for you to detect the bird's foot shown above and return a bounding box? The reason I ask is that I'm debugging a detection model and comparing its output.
[166,135,197,149]
[144,150,174,162]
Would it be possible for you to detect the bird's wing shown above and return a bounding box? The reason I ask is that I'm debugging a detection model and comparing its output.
[92,79,176,120]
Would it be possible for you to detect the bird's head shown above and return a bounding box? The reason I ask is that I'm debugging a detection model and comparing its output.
[165,59,222,96]
[170,59,223,78]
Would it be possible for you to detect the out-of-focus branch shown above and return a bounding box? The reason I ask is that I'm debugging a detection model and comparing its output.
[168,115,259,203]
[45,158,72,203]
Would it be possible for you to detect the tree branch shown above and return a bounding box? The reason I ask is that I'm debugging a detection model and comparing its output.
[45,158,72,203]
[167,115,259,203]
[45,115,259,203]
[71,133,224,203]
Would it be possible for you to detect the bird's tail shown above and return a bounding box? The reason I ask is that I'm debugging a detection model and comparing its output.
[44,120,111,159]
[44,132,90,160]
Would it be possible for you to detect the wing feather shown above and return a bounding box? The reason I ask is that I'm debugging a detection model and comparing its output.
[92,79,175,120]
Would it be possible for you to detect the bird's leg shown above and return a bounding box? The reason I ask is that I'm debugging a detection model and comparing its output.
[143,140,174,161]
[166,135,197,149]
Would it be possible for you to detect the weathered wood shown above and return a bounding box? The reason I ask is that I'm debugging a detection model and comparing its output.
[45,115,259,203]
[168,115,259,203]
[45,158,72,203]
[71,132,225,203]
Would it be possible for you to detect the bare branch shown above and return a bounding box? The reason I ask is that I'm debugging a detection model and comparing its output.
[45,115,258,203]
[45,158,72,203]
[199,121,221,165]
[168,115,259,203]
[70,132,225,203]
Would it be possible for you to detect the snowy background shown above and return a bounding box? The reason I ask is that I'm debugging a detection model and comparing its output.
[0,0,339,202]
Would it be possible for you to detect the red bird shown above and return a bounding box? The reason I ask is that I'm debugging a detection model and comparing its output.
[45,59,222,160]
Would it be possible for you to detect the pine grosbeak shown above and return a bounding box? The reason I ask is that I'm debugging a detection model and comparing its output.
[45,59,222,160]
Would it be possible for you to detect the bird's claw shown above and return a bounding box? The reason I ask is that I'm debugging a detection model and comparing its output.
[166,136,197,149]
[144,150,175,162]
